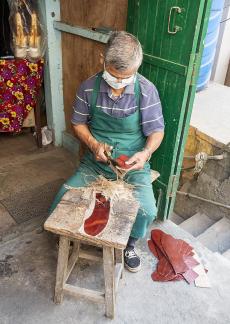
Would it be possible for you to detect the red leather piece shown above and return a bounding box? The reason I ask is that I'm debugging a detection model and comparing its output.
[160,233,191,273]
[151,229,195,273]
[148,229,199,284]
[148,240,158,258]
[118,154,129,162]
[151,230,167,257]
[148,239,165,260]
[114,154,132,169]
[149,239,182,281]
[155,258,181,282]
[84,193,110,236]
[152,270,183,282]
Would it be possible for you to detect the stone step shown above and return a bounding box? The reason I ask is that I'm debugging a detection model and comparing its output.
[197,217,230,253]
[179,213,215,237]
[222,249,230,261]
[169,212,184,225]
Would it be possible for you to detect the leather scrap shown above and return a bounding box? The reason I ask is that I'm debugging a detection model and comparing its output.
[192,251,211,288]
[148,239,181,281]
[84,193,110,236]
[115,154,132,169]
[148,229,208,285]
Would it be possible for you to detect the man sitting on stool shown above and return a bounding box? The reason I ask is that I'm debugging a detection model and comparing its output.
[50,31,164,272]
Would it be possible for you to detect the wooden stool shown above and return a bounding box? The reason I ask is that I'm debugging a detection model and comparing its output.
[44,187,138,318]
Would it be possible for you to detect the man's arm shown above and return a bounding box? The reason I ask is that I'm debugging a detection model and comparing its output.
[125,77,164,170]
[126,131,164,170]
[144,131,164,156]
[72,124,111,162]
[71,79,112,162]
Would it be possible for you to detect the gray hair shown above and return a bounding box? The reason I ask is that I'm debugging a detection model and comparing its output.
[104,31,143,71]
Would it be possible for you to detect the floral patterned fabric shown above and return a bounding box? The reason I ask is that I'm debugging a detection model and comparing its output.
[0,58,44,133]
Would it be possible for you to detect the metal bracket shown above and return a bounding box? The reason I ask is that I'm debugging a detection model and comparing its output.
[190,53,199,85]
[168,6,183,34]
[167,174,178,198]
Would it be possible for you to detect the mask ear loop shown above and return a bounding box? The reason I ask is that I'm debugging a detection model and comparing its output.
[103,64,119,83]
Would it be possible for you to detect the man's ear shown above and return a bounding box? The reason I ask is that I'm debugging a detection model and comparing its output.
[99,53,104,65]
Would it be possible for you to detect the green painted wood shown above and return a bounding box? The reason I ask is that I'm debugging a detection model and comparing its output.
[42,0,66,146]
[167,0,212,218]
[143,54,187,76]
[127,0,212,219]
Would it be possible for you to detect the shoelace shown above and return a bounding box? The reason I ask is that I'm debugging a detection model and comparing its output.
[125,249,137,259]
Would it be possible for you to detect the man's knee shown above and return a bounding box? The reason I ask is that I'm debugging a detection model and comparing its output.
[65,166,98,188]
[133,184,157,219]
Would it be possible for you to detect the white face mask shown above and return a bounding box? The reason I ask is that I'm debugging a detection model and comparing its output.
[102,68,136,90]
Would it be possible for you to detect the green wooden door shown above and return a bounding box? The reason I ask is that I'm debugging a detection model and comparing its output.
[127,0,212,219]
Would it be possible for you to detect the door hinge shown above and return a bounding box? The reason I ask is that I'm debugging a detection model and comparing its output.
[167,174,178,198]
[190,53,199,86]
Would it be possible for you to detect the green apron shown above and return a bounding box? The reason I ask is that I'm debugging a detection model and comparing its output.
[50,72,157,238]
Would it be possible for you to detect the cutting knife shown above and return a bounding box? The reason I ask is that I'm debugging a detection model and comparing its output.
[104,150,126,179]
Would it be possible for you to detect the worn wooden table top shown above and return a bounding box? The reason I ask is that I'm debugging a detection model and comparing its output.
[44,182,139,249]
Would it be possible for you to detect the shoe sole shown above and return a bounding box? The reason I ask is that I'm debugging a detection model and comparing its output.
[124,262,141,273]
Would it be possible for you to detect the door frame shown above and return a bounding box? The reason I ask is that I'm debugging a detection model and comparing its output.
[42,0,66,146]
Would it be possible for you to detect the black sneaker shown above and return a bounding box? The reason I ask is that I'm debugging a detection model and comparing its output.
[124,247,141,272]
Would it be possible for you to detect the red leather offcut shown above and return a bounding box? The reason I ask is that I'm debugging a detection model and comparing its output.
[84,193,110,236]
[115,154,132,169]
[148,229,199,284]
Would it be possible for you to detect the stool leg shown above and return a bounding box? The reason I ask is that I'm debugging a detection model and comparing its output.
[115,248,124,278]
[103,246,115,319]
[65,240,80,281]
[54,236,70,304]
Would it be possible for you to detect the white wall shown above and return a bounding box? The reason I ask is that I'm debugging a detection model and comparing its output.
[211,0,230,84]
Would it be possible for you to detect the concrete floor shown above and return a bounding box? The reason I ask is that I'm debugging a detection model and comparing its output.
[1,221,230,324]
[1,132,230,324]
[0,131,77,237]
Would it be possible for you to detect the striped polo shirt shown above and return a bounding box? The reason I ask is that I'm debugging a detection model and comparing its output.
[71,73,164,136]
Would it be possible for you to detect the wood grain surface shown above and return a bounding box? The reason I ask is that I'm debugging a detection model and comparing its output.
[60,0,128,132]
[44,182,138,249]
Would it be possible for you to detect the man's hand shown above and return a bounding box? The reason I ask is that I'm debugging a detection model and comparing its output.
[125,150,149,171]
[72,124,113,163]
[91,142,113,163]
[125,131,164,171]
